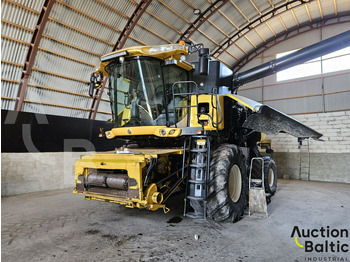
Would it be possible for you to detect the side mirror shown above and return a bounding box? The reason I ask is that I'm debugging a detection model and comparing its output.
[89,72,103,97]
[199,48,210,75]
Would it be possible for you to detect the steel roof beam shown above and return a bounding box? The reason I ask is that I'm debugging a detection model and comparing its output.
[128,0,182,34]
[249,0,276,37]
[179,0,240,61]
[214,5,257,48]
[98,0,171,44]
[267,0,288,32]
[305,4,313,22]
[318,0,324,19]
[229,0,266,42]
[158,0,232,64]
[113,0,152,51]
[212,0,309,59]
[15,0,56,112]
[288,3,300,26]
[179,0,229,40]
[90,0,152,120]
[334,0,338,15]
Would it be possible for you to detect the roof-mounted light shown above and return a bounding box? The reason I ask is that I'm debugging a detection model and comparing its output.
[101,51,129,62]
[149,44,183,54]
[165,59,177,66]
[193,9,201,15]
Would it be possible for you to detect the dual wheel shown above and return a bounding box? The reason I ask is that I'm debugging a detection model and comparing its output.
[251,156,277,195]
[207,144,277,222]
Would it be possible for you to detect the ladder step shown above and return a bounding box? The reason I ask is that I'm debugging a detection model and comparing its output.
[251,179,262,183]
[250,187,264,190]
[190,148,207,153]
[188,180,205,184]
[184,134,210,220]
[192,135,208,139]
[185,212,205,219]
[190,163,206,168]
[187,196,206,201]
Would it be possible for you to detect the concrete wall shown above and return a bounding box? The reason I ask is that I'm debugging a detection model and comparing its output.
[1,152,93,196]
[272,152,350,183]
[2,112,349,197]
[263,111,350,183]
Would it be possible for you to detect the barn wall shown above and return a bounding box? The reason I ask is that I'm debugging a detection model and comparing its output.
[237,23,350,183]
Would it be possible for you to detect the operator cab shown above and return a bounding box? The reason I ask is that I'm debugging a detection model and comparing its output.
[90,42,230,135]
[107,57,189,127]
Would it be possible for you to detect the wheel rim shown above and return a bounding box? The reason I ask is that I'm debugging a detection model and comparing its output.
[268,168,274,187]
[228,165,242,203]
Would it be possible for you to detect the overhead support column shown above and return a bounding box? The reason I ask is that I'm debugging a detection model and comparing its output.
[15,0,56,112]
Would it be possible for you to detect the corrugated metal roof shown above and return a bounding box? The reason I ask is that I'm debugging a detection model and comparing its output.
[1,0,350,120]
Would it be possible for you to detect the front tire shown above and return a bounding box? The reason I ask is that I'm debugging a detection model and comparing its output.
[207,144,248,222]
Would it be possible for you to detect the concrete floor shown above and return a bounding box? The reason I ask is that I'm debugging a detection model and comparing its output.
[2,179,350,262]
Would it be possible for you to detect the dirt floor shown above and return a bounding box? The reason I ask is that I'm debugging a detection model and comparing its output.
[2,179,350,262]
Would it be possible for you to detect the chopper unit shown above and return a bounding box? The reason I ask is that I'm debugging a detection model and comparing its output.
[74,30,350,221]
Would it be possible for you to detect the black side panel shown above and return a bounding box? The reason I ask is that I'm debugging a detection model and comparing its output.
[242,105,323,139]
[191,60,233,93]
[1,110,119,152]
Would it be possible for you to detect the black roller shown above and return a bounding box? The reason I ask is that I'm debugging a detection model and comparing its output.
[86,173,128,190]
[105,174,128,190]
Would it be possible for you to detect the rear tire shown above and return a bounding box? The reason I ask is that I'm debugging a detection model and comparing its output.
[251,157,277,195]
[207,144,248,222]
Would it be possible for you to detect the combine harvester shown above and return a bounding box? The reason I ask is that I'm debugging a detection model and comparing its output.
[74,30,350,222]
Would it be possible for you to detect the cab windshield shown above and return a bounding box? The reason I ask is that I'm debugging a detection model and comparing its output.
[108,57,188,127]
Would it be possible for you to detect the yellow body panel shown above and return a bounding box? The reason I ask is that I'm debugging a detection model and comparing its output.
[97,44,193,75]
[74,153,147,197]
[117,108,131,127]
[74,149,184,211]
[105,126,182,139]
[190,94,224,130]
[119,148,183,155]
[226,94,262,112]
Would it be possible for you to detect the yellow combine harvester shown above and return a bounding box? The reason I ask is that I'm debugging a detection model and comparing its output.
[74,31,350,221]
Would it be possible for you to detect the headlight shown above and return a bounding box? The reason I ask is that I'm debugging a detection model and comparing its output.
[180,54,186,62]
